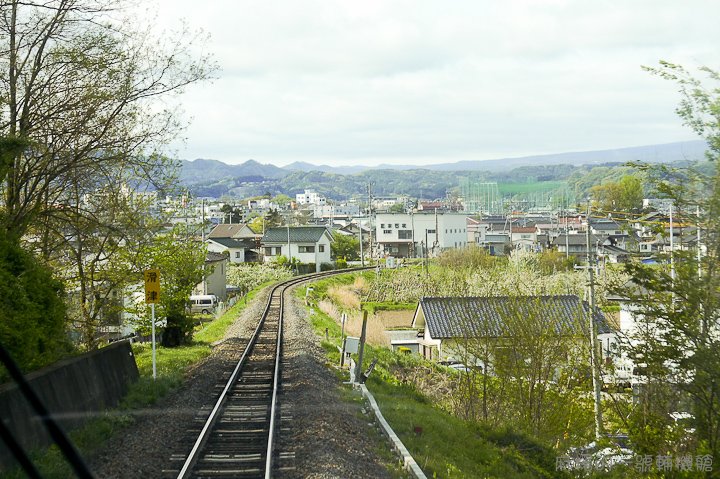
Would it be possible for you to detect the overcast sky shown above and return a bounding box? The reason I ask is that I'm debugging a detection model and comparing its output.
[151,0,720,167]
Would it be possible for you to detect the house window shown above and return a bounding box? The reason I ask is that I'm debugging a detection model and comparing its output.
[427,229,436,234]
[395,223,399,228]
[383,229,392,234]
[381,223,385,228]
[265,247,274,256]
[299,245,315,253]
[319,245,325,252]
[235,252,241,258]
[402,224,406,228]
[398,230,412,239]
[275,247,282,255]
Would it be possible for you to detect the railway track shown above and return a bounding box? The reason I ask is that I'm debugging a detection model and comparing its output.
[163,268,366,479]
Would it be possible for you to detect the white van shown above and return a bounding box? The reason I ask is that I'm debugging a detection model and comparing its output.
[189,294,218,315]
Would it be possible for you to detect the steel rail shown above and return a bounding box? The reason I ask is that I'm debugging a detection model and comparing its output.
[176,281,278,479]
[176,267,370,479]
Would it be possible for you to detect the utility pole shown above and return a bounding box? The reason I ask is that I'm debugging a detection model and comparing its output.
[585,202,603,440]
[669,202,675,283]
[359,218,364,267]
[287,223,291,266]
[410,210,415,258]
[697,205,702,279]
[565,214,569,259]
[367,183,373,263]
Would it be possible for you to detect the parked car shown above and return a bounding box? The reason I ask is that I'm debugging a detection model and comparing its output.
[189,294,218,315]
[448,363,471,373]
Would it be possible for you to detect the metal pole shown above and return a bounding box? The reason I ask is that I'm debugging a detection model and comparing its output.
[151,302,157,380]
[585,203,603,440]
[669,203,675,282]
[565,214,569,259]
[359,219,364,267]
[339,313,347,367]
[697,205,702,279]
[411,211,415,258]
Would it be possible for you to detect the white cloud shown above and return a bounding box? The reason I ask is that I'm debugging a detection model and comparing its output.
[150,0,720,166]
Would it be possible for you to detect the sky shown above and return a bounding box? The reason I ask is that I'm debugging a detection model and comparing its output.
[149,0,720,167]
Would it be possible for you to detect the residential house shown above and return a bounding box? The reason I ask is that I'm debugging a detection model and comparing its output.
[312,204,360,221]
[597,243,631,264]
[261,226,333,271]
[208,223,257,240]
[551,233,600,258]
[590,219,624,238]
[206,237,259,263]
[466,217,485,244]
[510,226,540,251]
[194,252,229,302]
[482,233,511,255]
[410,295,612,365]
[206,223,260,263]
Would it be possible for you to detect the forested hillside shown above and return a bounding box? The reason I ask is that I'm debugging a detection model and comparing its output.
[187,159,712,203]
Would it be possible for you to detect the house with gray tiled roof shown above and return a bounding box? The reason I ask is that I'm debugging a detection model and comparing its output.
[261,226,333,271]
[551,233,600,257]
[410,295,612,363]
[206,237,259,263]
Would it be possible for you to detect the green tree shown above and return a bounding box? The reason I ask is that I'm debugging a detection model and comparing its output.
[331,231,359,260]
[0,226,70,374]
[264,208,284,228]
[0,0,213,242]
[56,182,158,351]
[220,204,242,223]
[272,194,292,206]
[590,174,644,212]
[614,62,720,460]
[0,137,69,372]
[388,202,405,213]
[134,226,207,347]
[247,214,265,234]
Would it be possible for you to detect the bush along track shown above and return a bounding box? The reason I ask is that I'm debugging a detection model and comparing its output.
[300,272,567,479]
[1,282,273,479]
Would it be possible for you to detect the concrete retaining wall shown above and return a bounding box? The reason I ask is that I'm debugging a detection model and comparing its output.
[0,340,139,470]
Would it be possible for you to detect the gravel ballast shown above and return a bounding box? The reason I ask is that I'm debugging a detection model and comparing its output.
[86,283,399,478]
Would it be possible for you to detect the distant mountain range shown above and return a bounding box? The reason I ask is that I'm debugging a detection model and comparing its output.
[179,140,707,185]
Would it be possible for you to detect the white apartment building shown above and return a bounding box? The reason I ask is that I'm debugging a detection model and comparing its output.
[375,212,468,258]
[312,204,360,219]
[295,189,326,206]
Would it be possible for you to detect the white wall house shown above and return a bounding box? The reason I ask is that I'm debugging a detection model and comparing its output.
[295,189,326,206]
[206,238,259,263]
[261,226,333,271]
[194,252,228,301]
[375,212,468,258]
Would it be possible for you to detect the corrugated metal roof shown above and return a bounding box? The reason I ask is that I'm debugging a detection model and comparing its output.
[552,234,600,246]
[262,226,330,244]
[206,252,228,263]
[420,295,610,339]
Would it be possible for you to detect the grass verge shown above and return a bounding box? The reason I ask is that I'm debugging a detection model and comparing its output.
[300,272,566,479]
[0,283,273,478]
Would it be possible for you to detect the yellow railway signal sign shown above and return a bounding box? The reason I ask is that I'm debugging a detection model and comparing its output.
[144,269,161,304]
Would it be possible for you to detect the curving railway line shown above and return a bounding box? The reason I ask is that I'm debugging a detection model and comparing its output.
[163,268,367,479]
